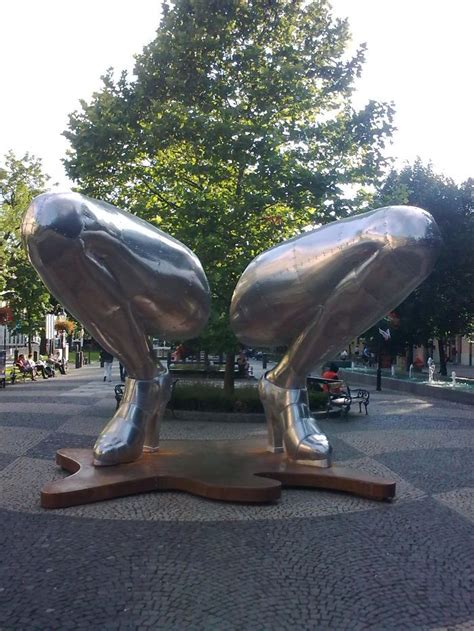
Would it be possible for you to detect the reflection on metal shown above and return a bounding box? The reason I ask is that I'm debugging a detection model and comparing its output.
[22,192,210,466]
[231,206,442,466]
[93,372,173,465]
[258,375,331,467]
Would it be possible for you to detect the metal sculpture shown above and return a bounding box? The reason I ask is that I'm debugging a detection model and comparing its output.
[23,195,441,475]
[22,192,210,465]
[230,206,442,467]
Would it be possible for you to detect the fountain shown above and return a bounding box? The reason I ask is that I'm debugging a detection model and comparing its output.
[428,363,435,384]
[343,360,473,403]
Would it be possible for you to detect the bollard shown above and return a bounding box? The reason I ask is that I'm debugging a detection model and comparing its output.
[75,351,84,368]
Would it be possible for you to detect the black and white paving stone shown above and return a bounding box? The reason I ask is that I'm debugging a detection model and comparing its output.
[0,363,472,630]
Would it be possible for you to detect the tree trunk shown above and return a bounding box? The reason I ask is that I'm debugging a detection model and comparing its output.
[224,351,235,395]
[438,337,447,376]
[27,324,32,355]
[40,332,47,355]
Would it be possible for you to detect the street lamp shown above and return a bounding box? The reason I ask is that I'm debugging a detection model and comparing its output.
[376,322,391,392]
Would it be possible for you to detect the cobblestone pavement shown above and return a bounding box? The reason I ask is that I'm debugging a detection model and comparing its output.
[0,363,472,630]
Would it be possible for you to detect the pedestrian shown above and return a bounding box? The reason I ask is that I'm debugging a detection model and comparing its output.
[119,362,127,382]
[100,349,114,382]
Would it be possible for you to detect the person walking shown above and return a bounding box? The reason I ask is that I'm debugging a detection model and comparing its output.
[119,362,127,382]
[100,349,114,382]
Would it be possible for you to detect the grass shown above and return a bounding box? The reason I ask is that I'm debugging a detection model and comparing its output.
[69,350,100,364]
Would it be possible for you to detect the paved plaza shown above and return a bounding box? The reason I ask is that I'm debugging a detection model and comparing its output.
[0,363,472,630]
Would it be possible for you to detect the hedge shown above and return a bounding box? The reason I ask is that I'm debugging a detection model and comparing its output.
[172,383,328,414]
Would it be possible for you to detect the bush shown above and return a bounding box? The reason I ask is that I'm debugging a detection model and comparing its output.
[172,383,328,414]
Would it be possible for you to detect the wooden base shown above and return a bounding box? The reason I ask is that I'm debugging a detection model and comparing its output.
[41,439,396,508]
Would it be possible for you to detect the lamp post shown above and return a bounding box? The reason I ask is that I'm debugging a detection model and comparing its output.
[376,322,392,392]
[376,335,383,391]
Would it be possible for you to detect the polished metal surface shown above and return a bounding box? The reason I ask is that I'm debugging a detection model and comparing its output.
[22,192,210,465]
[258,374,332,467]
[231,205,441,465]
[93,372,173,466]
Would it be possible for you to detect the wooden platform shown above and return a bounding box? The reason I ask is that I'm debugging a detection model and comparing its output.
[41,439,396,508]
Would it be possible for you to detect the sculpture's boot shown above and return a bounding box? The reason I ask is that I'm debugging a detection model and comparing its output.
[258,374,332,467]
[93,371,173,466]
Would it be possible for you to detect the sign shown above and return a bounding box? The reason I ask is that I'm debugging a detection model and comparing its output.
[45,314,56,340]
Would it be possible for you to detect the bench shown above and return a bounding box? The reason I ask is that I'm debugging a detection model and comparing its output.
[307,376,370,417]
[347,386,370,415]
[10,364,36,383]
[114,378,179,417]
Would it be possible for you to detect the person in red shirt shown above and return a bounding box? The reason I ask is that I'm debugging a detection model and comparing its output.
[321,363,341,393]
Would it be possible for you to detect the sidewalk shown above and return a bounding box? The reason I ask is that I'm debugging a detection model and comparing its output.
[0,362,472,629]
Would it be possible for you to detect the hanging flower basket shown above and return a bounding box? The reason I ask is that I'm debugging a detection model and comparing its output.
[55,319,75,335]
[0,306,13,325]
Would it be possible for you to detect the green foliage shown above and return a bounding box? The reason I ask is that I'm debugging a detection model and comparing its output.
[0,151,52,344]
[373,161,474,372]
[172,382,327,413]
[4,249,51,338]
[64,0,394,363]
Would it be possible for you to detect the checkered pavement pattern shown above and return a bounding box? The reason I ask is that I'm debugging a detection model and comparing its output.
[0,363,472,630]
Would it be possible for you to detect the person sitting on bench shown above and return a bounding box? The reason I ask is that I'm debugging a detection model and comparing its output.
[48,352,65,374]
[16,354,37,380]
[321,363,342,393]
[30,355,49,379]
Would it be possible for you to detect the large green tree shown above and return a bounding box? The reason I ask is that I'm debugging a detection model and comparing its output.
[375,161,474,375]
[64,0,394,389]
[0,151,51,353]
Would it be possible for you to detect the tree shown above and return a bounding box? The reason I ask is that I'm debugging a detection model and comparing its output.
[0,151,51,353]
[375,161,474,375]
[64,0,394,390]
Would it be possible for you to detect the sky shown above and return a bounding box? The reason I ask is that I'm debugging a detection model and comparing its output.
[1,0,472,190]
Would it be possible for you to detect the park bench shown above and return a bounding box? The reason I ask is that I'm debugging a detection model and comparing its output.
[114,378,180,417]
[307,376,370,417]
[347,386,370,415]
[10,364,36,383]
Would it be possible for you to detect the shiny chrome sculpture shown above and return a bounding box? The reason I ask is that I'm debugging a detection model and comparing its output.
[22,192,210,465]
[230,206,442,467]
[23,194,441,471]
